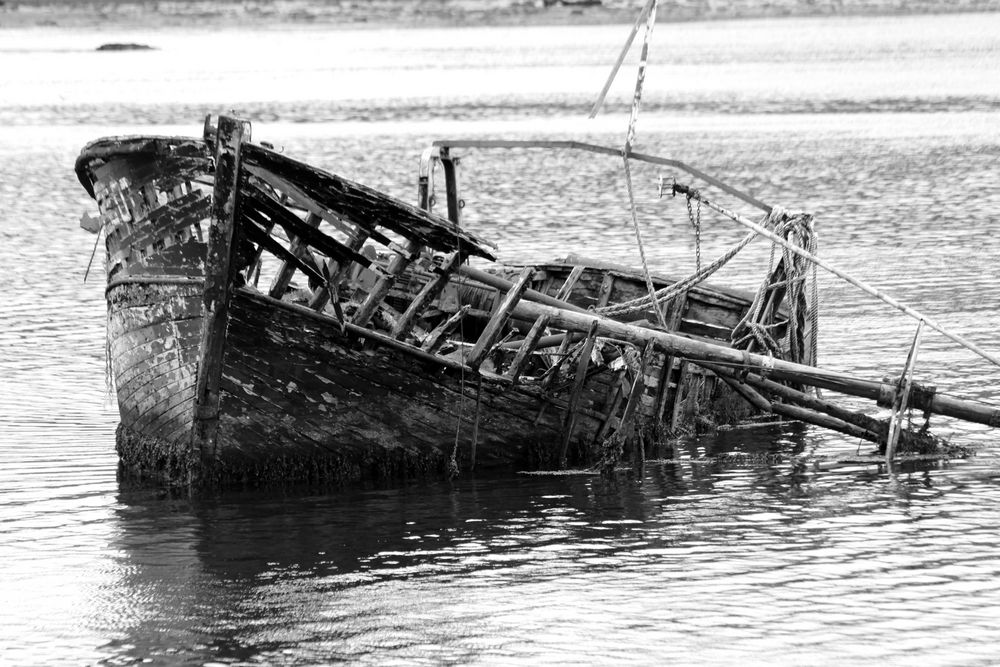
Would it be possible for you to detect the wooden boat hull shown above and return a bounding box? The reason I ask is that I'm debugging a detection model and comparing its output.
[111,276,739,485]
[80,120,809,487]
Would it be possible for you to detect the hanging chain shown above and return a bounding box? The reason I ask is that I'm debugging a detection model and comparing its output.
[686,192,702,272]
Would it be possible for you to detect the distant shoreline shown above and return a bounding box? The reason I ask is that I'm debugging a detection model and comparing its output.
[2,0,998,30]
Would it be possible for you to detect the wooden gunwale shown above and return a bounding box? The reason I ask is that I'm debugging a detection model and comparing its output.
[106,275,204,294]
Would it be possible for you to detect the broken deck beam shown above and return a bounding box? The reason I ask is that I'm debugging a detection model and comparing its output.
[467,266,535,369]
[392,251,464,339]
[456,264,590,315]
[505,298,1000,429]
[352,239,423,328]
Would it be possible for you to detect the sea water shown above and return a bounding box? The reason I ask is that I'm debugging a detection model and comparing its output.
[1,12,999,664]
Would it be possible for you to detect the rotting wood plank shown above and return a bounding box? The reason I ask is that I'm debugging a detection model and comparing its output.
[467,266,534,370]
[654,290,688,424]
[109,319,203,369]
[245,188,378,276]
[886,321,925,461]
[593,369,629,449]
[244,163,411,257]
[391,250,464,340]
[266,210,322,298]
[508,297,1000,428]
[503,264,586,382]
[108,300,202,336]
[556,265,586,300]
[190,115,246,471]
[241,147,496,259]
[669,362,689,432]
[596,272,616,309]
[137,392,196,443]
[540,331,577,394]
[113,344,200,396]
[421,305,470,354]
[615,341,656,438]
[242,218,327,287]
[220,321,540,463]
[309,229,371,311]
[124,380,195,437]
[559,319,601,467]
[227,289,562,429]
[352,239,424,328]
[503,314,550,383]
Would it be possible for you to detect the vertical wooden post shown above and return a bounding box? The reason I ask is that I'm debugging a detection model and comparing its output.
[559,319,602,467]
[440,147,461,224]
[652,291,688,424]
[191,115,246,472]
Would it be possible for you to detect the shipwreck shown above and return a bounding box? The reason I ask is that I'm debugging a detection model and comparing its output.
[75,115,1000,487]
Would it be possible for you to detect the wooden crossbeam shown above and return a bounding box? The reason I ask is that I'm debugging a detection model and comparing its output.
[245,163,422,261]
[503,314,550,383]
[309,229,371,311]
[556,265,586,300]
[264,210,321,298]
[241,219,326,287]
[391,250,464,340]
[421,304,470,354]
[466,266,534,370]
[503,265,585,383]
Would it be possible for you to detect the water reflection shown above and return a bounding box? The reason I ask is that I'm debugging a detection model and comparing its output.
[89,445,1000,664]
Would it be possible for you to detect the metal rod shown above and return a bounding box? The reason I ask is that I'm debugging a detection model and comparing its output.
[429,139,771,213]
